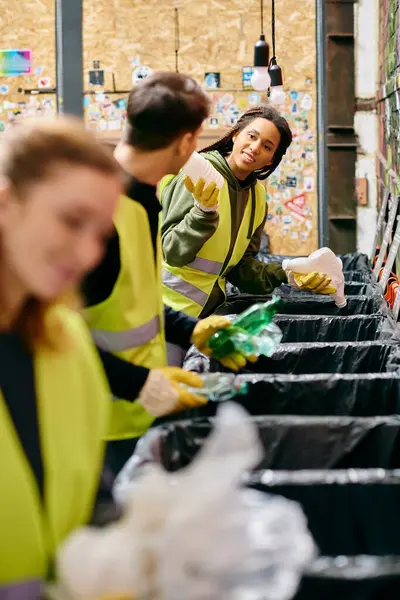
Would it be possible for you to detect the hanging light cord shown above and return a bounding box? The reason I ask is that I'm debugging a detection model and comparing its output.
[260,0,264,34]
[271,0,276,59]
[174,8,180,73]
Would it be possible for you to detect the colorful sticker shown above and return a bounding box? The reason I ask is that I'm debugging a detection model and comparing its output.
[286,176,297,188]
[132,66,152,85]
[0,85,8,95]
[204,73,221,89]
[304,176,315,192]
[301,94,312,110]
[0,49,32,76]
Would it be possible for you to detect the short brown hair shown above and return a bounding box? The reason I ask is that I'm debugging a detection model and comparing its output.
[124,71,210,151]
[0,116,119,350]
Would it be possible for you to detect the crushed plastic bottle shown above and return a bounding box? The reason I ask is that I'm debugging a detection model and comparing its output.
[183,373,248,402]
[207,296,283,360]
[282,247,347,308]
[183,151,224,189]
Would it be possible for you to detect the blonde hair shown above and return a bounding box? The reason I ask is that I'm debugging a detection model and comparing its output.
[0,117,119,350]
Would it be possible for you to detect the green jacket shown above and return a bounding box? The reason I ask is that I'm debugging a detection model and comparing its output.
[161,150,287,316]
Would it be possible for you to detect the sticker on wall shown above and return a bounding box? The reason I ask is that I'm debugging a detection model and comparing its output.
[220,94,234,106]
[0,84,8,95]
[242,67,254,90]
[301,94,312,111]
[0,121,5,132]
[0,49,32,76]
[305,78,312,86]
[108,119,122,131]
[38,77,52,89]
[209,117,219,128]
[285,193,307,220]
[93,60,101,70]
[35,66,43,76]
[286,176,297,188]
[204,72,221,89]
[132,65,152,85]
[282,215,292,225]
[89,70,104,86]
[291,231,299,240]
[130,56,141,67]
[304,176,315,192]
[247,92,261,106]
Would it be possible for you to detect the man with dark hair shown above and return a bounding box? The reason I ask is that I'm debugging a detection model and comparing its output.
[83,72,247,475]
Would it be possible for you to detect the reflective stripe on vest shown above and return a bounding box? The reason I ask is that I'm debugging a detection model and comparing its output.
[91,315,160,353]
[0,580,42,599]
[162,269,208,306]
[187,256,223,275]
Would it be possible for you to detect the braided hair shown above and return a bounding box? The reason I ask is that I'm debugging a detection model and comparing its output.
[201,105,292,180]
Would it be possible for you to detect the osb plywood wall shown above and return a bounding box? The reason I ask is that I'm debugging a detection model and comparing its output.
[0,1,56,120]
[0,0,317,255]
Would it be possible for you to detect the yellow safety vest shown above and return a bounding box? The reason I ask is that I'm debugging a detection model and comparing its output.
[85,195,167,441]
[161,179,266,317]
[0,305,109,589]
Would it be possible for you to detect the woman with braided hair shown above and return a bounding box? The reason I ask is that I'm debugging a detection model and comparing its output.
[160,106,335,363]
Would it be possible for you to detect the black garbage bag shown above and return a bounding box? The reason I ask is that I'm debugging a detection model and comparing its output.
[246,469,400,556]
[155,372,400,420]
[256,251,372,272]
[345,270,376,283]
[270,314,396,343]
[185,341,397,376]
[139,415,400,472]
[235,341,396,375]
[297,556,400,600]
[216,293,386,317]
[225,281,381,298]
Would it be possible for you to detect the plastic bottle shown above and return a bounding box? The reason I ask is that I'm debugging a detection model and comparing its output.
[282,247,347,308]
[182,151,224,189]
[207,296,283,359]
[183,373,249,402]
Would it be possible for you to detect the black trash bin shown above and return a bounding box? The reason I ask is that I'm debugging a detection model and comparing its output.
[140,415,400,472]
[226,281,381,298]
[157,371,400,419]
[271,314,395,343]
[246,469,400,556]
[185,341,397,376]
[217,292,386,317]
[296,556,400,600]
[237,341,396,376]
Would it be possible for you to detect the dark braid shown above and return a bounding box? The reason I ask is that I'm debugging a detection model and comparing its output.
[201,105,292,180]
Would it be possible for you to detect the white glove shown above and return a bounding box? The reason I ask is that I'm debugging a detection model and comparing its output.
[138,370,178,417]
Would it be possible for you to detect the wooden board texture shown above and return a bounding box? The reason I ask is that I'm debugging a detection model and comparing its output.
[0,0,318,254]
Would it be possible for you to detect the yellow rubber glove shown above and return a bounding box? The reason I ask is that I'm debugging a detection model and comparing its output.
[159,366,207,412]
[184,176,219,211]
[191,315,258,372]
[288,271,337,295]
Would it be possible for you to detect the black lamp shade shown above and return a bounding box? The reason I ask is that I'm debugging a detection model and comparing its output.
[269,60,283,86]
[254,34,270,67]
